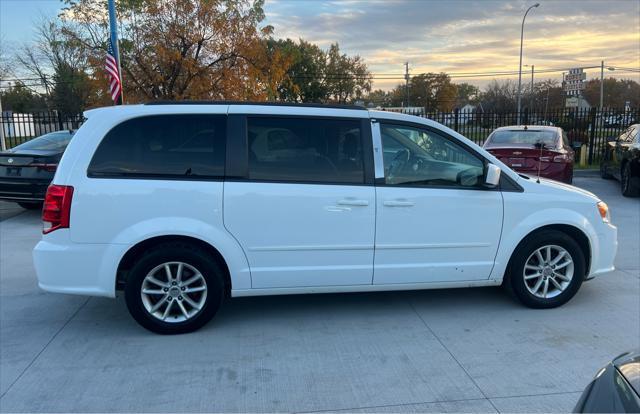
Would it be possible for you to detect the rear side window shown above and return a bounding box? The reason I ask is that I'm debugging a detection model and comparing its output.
[88,115,225,178]
[247,117,364,184]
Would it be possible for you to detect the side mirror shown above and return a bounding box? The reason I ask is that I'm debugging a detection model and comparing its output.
[484,163,501,188]
[571,142,582,150]
[606,136,617,142]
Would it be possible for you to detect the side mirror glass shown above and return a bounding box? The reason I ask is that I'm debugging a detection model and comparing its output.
[606,136,617,142]
[571,142,582,149]
[484,163,501,188]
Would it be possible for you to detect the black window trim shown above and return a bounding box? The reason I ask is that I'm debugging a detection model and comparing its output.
[87,114,227,181]
[375,119,523,192]
[229,114,375,186]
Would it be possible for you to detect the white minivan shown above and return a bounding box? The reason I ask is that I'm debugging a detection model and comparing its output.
[34,103,617,334]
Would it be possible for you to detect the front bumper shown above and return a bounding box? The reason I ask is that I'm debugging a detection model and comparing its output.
[33,231,129,298]
[587,222,618,279]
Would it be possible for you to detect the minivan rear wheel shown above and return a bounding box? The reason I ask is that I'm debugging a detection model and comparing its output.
[504,230,585,308]
[124,242,224,334]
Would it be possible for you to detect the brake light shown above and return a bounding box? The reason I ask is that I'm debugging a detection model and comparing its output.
[552,154,570,163]
[42,185,74,234]
[31,163,58,172]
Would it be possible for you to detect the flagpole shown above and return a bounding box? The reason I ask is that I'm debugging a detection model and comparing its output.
[107,0,123,104]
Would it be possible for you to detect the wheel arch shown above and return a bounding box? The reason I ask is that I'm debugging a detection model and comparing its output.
[507,224,591,278]
[116,235,233,297]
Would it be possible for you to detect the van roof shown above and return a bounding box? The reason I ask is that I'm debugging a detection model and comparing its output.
[144,101,367,111]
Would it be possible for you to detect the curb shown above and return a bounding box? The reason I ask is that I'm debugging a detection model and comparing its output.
[574,169,600,177]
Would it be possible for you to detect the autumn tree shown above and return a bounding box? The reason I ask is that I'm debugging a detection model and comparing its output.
[61,0,286,102]
[0,82,48,112]
[582,77,640,108]
[324,43,371,103]
[266,39,371,103]
[455,82,480,107]
[365,89,393,107]
[530,79,564,111]
[389,73,457,111]
[478,80,518,112]
[267,38,328,102]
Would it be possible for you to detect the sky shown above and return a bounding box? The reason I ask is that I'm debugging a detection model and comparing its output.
[1,0,639,90]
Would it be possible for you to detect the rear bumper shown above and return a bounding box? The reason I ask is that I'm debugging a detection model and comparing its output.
[0,179,50,201]
[33,232,129,298]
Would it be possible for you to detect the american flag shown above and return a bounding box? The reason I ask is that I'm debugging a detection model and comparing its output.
[105,38,122,105]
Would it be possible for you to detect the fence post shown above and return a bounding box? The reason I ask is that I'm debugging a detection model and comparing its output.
[587,107,597,165]
[454,108,459,131]
[57,111,64,131]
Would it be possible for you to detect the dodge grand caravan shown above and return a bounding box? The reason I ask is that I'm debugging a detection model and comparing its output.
[33,102,618,334]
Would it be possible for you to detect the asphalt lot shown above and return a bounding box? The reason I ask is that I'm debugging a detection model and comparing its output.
[0,174,638,413]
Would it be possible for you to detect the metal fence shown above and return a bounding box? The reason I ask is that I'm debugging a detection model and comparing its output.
[0,111,85,149]
[1,107,638,165]
[419,107,639,164]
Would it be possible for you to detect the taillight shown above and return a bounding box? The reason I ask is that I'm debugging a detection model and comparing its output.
[31,163,58,172]
[552,154,570,163]
[42,185,74,234]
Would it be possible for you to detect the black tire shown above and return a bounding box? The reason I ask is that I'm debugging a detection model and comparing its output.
[621,162,640,197]
[600,162,613,179]
[503,230,585,309]
[124,242,225,334]
[18,201,43,210]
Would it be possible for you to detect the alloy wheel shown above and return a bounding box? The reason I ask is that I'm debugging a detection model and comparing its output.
[523,245,574,299]
[140,261,208,323]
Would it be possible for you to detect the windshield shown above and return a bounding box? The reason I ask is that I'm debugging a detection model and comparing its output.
[13,131,74,151]
[488,130,558,147]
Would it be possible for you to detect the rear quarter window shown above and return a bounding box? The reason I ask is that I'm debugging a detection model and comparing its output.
[88,115,226,178]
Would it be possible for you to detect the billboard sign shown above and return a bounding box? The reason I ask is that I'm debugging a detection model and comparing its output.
[563,68,586,96]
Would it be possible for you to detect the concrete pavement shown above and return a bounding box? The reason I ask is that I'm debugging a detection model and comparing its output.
[0,176,638,412]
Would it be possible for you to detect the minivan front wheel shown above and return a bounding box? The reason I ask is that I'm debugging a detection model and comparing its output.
[124,242,224,334]
[505,230,585,308]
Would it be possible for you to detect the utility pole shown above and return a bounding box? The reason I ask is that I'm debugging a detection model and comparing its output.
[404,62,410,108]
[0,93,5,151]
[562,72,566,109]
[600,60,604,110]
[530,64,534,111]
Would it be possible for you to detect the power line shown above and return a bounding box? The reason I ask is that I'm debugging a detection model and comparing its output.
[1,64,638,89]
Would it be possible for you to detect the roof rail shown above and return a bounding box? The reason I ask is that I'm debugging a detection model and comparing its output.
[144,100,367,110]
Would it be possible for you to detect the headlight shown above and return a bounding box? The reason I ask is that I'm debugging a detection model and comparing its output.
[597,201,610,223]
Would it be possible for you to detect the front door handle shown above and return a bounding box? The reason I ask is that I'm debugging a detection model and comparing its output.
[383,200,415,207]
[337,199,369,207]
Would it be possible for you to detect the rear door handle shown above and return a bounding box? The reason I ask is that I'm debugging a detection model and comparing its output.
[337,199,369,207]
[383,200,415,207]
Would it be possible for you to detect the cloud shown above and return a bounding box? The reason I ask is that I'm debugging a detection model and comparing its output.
[264,0,640,89]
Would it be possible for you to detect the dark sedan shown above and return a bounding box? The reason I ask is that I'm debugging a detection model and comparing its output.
[600,124,640,197]
[0,130,74,209]
[483,126,575,184]
[574,350,640,412]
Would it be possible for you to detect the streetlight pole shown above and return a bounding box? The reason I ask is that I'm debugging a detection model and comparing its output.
[517,3,540,124]
[525,64,535,111]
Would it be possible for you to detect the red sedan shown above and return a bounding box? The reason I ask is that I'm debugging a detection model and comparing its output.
[483,126,575,184]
